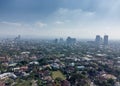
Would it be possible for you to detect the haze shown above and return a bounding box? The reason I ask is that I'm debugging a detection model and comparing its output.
[0,0,120,39]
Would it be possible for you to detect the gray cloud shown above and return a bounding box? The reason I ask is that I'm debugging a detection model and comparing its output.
[0,0,120,39]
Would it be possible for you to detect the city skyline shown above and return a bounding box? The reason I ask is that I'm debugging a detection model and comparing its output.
[0,0,120,39]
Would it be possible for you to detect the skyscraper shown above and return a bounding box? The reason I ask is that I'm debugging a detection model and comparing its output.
[54,38,58,43]
[66,37,76,45]
[59,38,64,43]
[104,35,108,45]
[95,35,101,45]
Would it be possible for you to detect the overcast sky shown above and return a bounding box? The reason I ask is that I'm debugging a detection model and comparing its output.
[0,0,120,39]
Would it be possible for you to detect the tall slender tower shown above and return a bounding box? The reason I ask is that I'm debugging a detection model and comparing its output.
[104,35,108,45]
[95,35,101,45]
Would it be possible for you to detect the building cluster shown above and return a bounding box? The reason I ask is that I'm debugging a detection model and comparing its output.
[95,35,109,46]
[54,36,76,45]
[0,35,119,86]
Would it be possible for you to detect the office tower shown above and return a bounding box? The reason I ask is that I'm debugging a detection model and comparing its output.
[54,38,58,43]
[66,37,76,45]
[104,35,108,45]
[14,35,21,42]
[66,37,71,44]
[18,35,21,40]
[59,38,64,43]
[95,35,101,45]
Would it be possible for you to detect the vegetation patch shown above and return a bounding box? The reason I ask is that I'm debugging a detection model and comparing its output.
[52,70,66,80]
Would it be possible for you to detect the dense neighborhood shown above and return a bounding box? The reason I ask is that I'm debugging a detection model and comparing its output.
[0,36,120,86]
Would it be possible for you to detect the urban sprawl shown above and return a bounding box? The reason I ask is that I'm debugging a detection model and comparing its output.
[0,35,120,86]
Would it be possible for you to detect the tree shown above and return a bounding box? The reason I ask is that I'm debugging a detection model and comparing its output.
[37,79,42,86]
[69,73,90,86]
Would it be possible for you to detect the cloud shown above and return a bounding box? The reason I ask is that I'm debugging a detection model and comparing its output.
[35,22,47,28]
[53,8,96,22]
[1,0,120,39]
[0,21,22,26]
[55,21,64,24]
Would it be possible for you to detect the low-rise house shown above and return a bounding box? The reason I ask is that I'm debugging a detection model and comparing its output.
[29,61,39,65]
[0,72,17,80]
[9,63,17,67]
[61,80,70,86]
[0,57,9,62]
[101,74,117,80]
[51,63,60,69]
[20,66,28,72]
[76,66,85,70]
[0,81,5,86]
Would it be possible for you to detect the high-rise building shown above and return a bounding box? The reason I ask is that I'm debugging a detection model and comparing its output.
[95,35,101,45]
[18,35,21,40]
[104,35,108,45]
[66,37,76,45]
[14,35,21,42]
[54,38,58,43]
[59,38,64,43]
